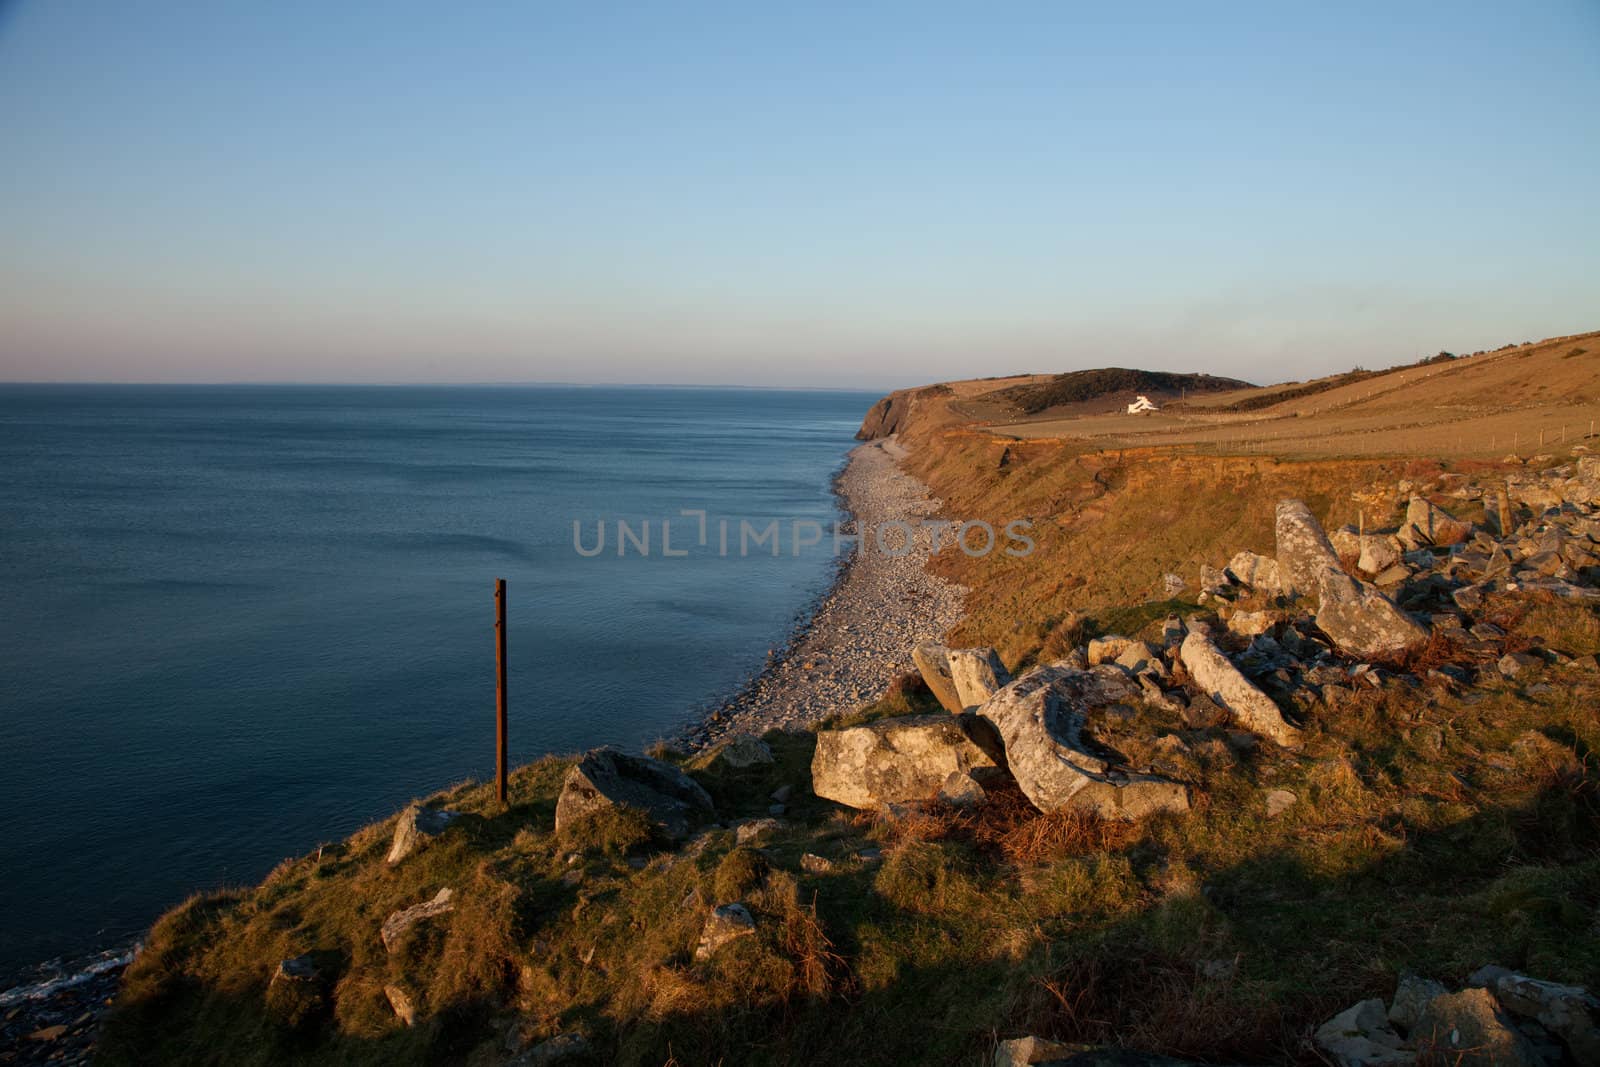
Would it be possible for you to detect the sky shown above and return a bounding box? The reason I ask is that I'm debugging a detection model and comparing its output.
[1,2,1597,389]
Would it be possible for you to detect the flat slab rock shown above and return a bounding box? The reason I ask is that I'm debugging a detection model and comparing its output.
[811,712,1005,810]
[554,748,715,841]
[976,666,1189,820]
[1276,499,1343,600]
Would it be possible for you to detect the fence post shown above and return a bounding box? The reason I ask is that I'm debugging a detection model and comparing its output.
[495,578,508,807]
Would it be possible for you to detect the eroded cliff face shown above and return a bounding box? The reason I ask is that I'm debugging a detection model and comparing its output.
[855,384,951,440]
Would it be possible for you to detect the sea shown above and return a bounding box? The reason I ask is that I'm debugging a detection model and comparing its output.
[0,383,876,992]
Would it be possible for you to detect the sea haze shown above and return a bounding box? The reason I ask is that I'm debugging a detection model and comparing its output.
[0,383,875,982]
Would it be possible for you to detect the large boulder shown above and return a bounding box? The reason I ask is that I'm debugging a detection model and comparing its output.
[386,805,461,865]
[1315,570,1428,659]
[1401,496,1472,548]
[912,642,964,714]
[1411,988,1544,1066]
[1276,499,1343,600]
[811,713,1005,810]
[976,667,1189,819]
[949,647,1010,710]
[1178,632,1301,748]
[554,748,716,841]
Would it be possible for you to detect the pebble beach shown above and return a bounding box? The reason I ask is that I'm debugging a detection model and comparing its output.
[682,437,965,749]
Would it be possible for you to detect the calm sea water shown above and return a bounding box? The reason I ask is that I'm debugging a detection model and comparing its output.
[0,384,874,984]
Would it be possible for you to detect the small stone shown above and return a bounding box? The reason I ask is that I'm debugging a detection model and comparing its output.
[381,888,456,951]
[1498,652,1541,678]
[993,1034,1076,1065]
[800,853,834,874]
[1264,789,1297,818]
[384,985,417,1027]
[28,1025,68,1042]
[770,784,793,804]
[694,903,757,960]
[386,805,460,865]
[937,769,987,808]
[735,818,784,845]
[507,1032,592,1066]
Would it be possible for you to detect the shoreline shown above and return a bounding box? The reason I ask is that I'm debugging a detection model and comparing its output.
[679,436,965,750]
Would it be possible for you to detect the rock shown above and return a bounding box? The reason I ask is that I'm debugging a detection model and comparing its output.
[1476,970,1600,1065]
[995,1035,1077,1066]
[1178,632,1301,747]
[770,784,793,804]
[507,1032,592,1066]
[1162,572,1186,596]
[265,953,332,1027]
[938,769,988,808]
[1314,998,1415,1066]
[1199,563,1233,595]
[811,712,1004,810]
[1226,550,1283,593]
[1370,564,1410,588]
[1087,636,1137,665]
[1388,974,1448,1032]
[1359,537,1402,576]
[1498,652,1541,678]
[1315,570,1428,659]
[704,734,774,769]
[1330,524,1363,558]
[1113,641,1161,674]
[384,984,417,1026]
[386,805,461,865]
[976,666,1189,818]
[1402,496,1473,548]
[1277,499,1343,600]
[27,1024,68,1042]
[1264,789,1297,818]
[554,748,716,842]
[1411,987,1544,1066]
[1227,610,1275,637]
[913,642,964,714]
[735,818,784,845]
[381,887,455,951]
[949,647,1011,710]
[800,852,834,874]
[1452,585,1485,611]
[694,902,757,960]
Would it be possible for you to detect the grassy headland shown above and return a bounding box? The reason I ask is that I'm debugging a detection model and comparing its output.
[98,335,1600,1066]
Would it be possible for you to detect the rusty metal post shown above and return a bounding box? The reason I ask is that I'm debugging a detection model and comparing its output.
[495,578,508,807]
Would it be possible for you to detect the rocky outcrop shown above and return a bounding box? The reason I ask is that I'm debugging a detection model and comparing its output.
[1276,499,1344,599]
[856,385,947,439]
[381,888,455,951]
[912,642,964,714]
[386,805,460,865]
[949,647,1010,711]
[554,749,716,841]
[1178,632,1301,747]
[811,713,1005,809]
[1315,570,1428,659]
[976,667,1189,819]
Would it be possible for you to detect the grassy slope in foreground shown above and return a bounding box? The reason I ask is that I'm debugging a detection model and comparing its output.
[102,339,1600,1066]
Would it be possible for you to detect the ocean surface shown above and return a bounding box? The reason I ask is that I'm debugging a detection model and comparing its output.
[0,384,875,987]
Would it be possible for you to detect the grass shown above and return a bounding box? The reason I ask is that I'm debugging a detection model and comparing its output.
[99,645,1600,1065]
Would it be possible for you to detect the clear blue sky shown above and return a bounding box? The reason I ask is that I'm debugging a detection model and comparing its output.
[1,1,1596,388]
